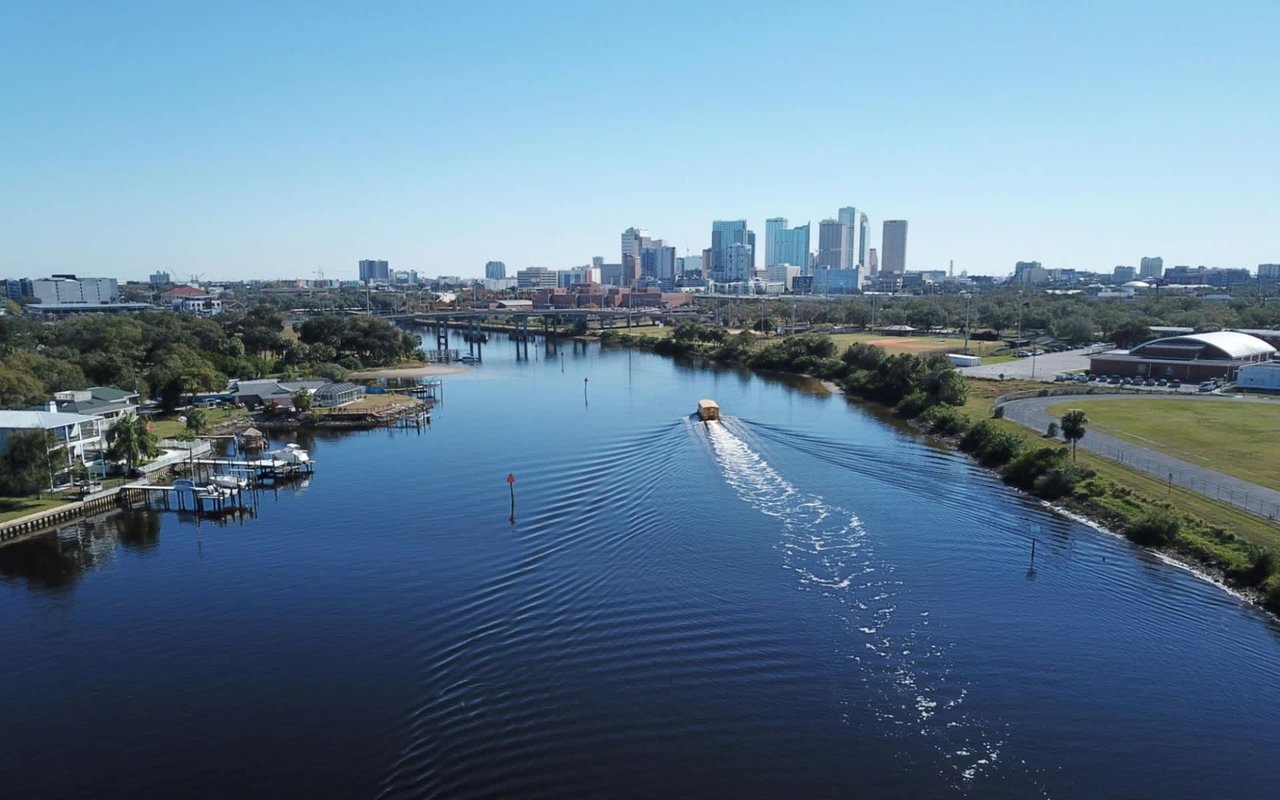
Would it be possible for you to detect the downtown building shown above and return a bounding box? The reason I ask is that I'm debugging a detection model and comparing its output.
[765,218,811,275]
[710,220,754,283]
[484,261,507,279]
[359,259,390,282]
[880,221,908,276]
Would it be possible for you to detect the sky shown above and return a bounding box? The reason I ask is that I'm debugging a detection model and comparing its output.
[2,0,1278,282]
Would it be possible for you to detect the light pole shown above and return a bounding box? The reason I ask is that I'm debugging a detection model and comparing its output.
[961,292,972,354]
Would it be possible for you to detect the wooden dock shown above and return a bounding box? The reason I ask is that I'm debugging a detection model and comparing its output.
[119,480,252,516]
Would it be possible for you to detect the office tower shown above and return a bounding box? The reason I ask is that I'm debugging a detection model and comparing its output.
[359,259,390,282]
[1113,265,1137,282]
[838,207,860,269]
[816,219,843,269]
[1139,256,1164,279]
[765,218,788,267]
[711,220,750,281]
[1259,264,1280,280]
[773,222,811,276]
[858,212,869,267]
[747,230,757,270]
[516,267,558,289]
[32,276,119,305]
[484,261,507,279]
[881,221,908,275]
[641,240,677,288]
[723,243,753,282]
[621,227,650,285]
[868,248,878,276]
[149,271,170,286]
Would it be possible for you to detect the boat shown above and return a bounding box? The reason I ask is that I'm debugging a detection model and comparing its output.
[697,399,721,422]
[266,444,311,465]
[211,475,247,490]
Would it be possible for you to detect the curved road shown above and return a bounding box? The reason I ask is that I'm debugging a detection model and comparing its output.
[1000,393,1280,521]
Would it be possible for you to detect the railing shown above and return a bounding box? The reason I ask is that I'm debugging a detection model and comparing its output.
[994,386,1128,406]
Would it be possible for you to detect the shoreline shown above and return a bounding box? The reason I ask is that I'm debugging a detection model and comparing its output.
[622,339,1279,619]
[350,364,468,378]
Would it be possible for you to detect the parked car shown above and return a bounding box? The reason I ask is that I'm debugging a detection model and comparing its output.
[1170,381,1182,388]
[1143,379,1156,387]
[1075,375,1089,383]
[1157,378,1168,386]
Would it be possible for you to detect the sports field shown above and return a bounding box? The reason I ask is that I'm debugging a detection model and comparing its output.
[1046,398,1280,493]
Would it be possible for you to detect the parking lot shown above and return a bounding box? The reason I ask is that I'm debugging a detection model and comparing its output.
[958,346,1095,382]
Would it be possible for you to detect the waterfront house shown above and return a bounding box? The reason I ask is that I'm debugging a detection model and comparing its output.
[229,379,328,409]
[46,386,139,431]
[0,408,104,486]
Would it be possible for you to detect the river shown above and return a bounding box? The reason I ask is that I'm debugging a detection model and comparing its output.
[1,331,1278,799]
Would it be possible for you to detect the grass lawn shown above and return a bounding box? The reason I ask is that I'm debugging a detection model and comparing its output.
[827,333,1006,358]
[1046,398,1280,494]
[149,406,251,439]
[599,325,673,339]
[961,386,1280,553]
[316,393,418,413]
[0,497,68,523]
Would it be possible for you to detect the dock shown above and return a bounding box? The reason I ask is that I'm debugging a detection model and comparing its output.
[120,480,252,516]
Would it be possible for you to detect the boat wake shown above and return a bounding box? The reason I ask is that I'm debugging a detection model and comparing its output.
[703,419,1019,791]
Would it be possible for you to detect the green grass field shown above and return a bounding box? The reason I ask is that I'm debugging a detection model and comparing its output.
[1046,398,1280,494]
[149,407,250,439]
[0,497,67,523]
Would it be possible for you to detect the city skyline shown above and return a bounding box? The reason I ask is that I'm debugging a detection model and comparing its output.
[2,2,1277,281]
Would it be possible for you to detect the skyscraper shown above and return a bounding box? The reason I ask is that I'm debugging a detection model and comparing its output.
[711,220,750,282]
[621,227,650,285]
[774,222,810,275]
[816,219,843,269]
[359,259,389,282]
[838,207,859,269]
[881,221,908,275]
[858,212,869,267]
[484,261,507,279]
[765,217,787,267]
[1139,256,1164,279]
[868,248,878,276]
[641,240,677,288]
[723,243,753,282]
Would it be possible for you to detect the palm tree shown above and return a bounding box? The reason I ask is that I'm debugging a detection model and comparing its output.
[1060,409,1089,462]
[185,408,209,437]
[107,416,159,474]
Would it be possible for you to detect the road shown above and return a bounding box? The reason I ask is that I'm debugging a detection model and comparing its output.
[999,392,1280,521]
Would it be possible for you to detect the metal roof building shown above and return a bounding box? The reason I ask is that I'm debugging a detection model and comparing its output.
[1090,331,1276,381]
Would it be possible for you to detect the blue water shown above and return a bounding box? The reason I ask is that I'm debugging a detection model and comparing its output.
[1,332,1278,798]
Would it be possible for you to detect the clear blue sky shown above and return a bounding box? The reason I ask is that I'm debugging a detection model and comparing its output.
[2,0,1277,281]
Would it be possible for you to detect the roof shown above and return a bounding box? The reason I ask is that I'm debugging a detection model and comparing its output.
[1133,331,1275,359]
[163,285,209,298]
[315,382,362,396]
[0,409,101,430]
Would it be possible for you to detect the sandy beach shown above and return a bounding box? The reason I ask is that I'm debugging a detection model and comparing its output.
[350,364,469,379]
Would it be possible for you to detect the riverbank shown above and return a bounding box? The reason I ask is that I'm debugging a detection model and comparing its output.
[603,330,1280,616]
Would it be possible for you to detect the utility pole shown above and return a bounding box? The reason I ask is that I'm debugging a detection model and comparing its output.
[962,292,972,354]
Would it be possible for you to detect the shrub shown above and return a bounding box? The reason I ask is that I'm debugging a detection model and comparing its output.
[894,390,932,418]
[993,405,1006,419]
[978,429,1025,466]
[921,404,970,436]
[1033,463,1092,500]
[1127,508,1181,546]
[960,419,999,453]
[1046,421,1059,437]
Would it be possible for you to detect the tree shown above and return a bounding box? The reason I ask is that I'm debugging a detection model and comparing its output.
[1060,408,1088,461]
[107,416,159,474]
[292,389,313,413]
[0,430,64,497]
[1109,320,1153,349]
[185,408,209,437]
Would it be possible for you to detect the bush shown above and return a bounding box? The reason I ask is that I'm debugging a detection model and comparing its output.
[920,404,970,436]
[978,429,1025,466]
[1033,463,1092,500]
[960,419,999,453]
[1046,421,1059,437]
[894,390,932,418]
[993,405,1006,419]
[1127,508,1181,546]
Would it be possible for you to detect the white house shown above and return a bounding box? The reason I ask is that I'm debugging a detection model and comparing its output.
[0,408,104,486]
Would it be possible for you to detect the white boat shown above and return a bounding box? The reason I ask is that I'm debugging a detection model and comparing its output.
[211,475,247,490]
[266,444,311,464]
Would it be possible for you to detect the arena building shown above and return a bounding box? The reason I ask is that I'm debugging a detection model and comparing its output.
[1089,331,1275,381]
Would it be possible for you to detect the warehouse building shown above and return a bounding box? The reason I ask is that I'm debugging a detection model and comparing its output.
[1237,361,1280,392]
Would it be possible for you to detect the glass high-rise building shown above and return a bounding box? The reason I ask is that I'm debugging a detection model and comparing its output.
[858,213,869,268]
[881,221,908,275]
[838,207,859,269]
[484,261,507,279]
[765,218,787,267]
[816,219,843,269]
[359,259,390,282]
[711,220,750,281]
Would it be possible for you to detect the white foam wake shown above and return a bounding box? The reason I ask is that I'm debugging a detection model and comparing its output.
[704,420,1011,790]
